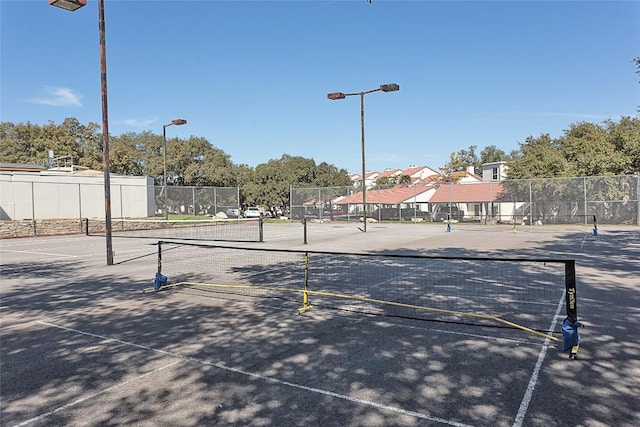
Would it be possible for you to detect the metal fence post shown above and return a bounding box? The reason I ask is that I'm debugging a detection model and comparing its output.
[529,180,533,226]
[583,177,588,225]
[636,172,640,225]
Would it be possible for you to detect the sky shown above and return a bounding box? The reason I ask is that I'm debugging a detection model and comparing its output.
[1,0,639,175]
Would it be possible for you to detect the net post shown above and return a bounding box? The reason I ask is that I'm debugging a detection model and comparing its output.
[564,260,581,359]
[565,260,577,322]
[298,252,313,313]
[84,218,89,236]
[154,241,168,292]
[259,217,264,242]
[157,241,162,276]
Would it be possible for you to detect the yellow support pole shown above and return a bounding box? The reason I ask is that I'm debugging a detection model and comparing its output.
[298,252,313,314]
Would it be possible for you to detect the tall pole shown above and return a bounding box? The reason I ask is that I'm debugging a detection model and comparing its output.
[327,83,398,233]
[360,93,367,232]
[162,119,187,220]
[163,125,168,220]
[98,0,113,265]
[49,0,111,264]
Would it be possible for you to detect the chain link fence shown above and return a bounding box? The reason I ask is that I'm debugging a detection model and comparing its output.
[288,183,431,222]
[156,186,240,217]
[501,174,639,225]
[288,186,358,221]
[291,174,640,225]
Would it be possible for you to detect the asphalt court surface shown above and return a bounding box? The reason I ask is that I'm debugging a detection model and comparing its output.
[1,222,639,426]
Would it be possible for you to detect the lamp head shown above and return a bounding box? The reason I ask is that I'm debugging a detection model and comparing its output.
[49,0,87,11]
[380,83,400,92]
[327,92,346,100]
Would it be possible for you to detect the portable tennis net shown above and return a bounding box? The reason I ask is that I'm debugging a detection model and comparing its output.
[149,241,578,344]
[86,218,263,242]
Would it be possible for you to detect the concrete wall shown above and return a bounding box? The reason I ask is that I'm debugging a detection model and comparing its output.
[0,172,154,220]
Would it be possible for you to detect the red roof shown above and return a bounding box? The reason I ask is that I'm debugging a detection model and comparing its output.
[377,169,402,179]
[340,185,434,204]
[429,182,505,203]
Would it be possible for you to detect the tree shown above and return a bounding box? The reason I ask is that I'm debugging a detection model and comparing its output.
[313,162,350,187]
[605,116,640,172]
[438,152,465,183]
[109,130,165,182]
[479,145,508,165]
[397,174,412,186]
[0,118,101,167]
[507,134,569,179]
[507,117,639,179]
[455,145,479,172]
[559,121,626,176]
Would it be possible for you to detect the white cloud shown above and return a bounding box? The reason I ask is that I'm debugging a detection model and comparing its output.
[120,117,158,128]
[30,87,83,107]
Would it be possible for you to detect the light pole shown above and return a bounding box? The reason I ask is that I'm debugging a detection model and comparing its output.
[327,83,399,232]
[50,0,113,265]
[162,119,187,220]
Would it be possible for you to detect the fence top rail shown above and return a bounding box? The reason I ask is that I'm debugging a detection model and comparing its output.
[157,240,575,265]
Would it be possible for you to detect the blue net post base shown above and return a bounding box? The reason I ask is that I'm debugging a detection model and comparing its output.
[562,317,582,360]
[154,273,168,292]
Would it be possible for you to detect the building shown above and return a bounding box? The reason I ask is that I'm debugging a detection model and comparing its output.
[0,163,154,220]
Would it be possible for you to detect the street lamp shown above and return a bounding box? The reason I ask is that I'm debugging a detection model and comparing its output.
[50,0,113,265]
[327,83,399,232]
[162,119,187,220]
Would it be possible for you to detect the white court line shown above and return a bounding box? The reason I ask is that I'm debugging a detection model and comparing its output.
[33,321,475,427]
[0,249,79,258]
[580,231,590,249]
[12,359,182,427]
[512,292,566,427]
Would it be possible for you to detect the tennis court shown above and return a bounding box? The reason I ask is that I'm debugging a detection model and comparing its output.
[1,222,638,426]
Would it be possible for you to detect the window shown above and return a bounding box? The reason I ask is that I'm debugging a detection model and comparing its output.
[492,166,499,181]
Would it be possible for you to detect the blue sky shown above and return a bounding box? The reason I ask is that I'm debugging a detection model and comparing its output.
[1,1,639,174]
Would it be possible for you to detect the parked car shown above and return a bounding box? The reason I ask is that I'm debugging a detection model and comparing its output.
[433,206,464,222]
[322,208,346,218]
[244,206,262,218]
[225,208,240,218]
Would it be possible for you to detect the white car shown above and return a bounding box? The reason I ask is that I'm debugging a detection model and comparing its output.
[244,207,262,218]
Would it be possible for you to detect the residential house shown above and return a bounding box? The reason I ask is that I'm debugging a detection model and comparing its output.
[482,161,508,182]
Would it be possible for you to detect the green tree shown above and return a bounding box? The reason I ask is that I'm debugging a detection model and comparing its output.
[455,145,479,172]
[508,117,639,179]
[397,174,412,185]
[479,145,508,165]
[604,116,640,172]
[507,134,569,179]
[0,118,101,167]
[250,155,316,208]
[109,132,147,176]
[559,122,626,176]
[313,161,350,187]
[0,121,43,164]
[438,152,465,183]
